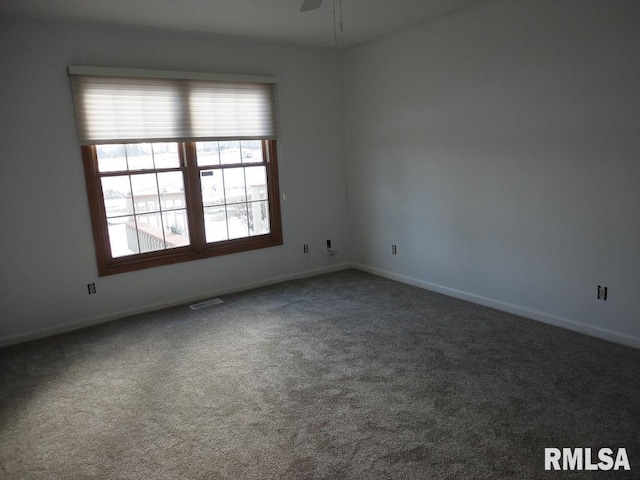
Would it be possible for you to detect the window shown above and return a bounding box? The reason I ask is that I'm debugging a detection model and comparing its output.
[71,67,282,276]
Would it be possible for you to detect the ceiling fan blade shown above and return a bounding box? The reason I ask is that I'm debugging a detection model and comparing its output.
[300,0,323,12]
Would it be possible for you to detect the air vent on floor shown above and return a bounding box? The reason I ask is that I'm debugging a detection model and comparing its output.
[189,298,223,310]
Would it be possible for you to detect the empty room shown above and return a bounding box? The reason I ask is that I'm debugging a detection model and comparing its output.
[1,0,638,478]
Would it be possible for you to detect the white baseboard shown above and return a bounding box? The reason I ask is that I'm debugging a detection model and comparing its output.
[0,262,353,348]
[353,263,640,350]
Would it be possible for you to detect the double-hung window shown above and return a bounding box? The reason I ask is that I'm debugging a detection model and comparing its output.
[69,67,282,276]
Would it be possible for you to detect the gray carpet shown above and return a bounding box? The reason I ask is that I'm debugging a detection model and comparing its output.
[1,269,638,479]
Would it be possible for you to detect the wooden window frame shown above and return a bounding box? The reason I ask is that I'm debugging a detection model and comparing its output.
[82,140,282,276]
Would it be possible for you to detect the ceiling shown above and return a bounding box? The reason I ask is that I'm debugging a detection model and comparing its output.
[0,0,490,48]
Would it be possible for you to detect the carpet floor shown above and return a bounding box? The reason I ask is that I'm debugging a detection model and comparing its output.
[1,269,638,479]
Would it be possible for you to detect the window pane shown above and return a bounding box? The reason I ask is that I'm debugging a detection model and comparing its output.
[136,213,166,253]
[200,165,267,243]
[241,140,262,164]
[97,143,191,258]
[196,142,220,167]
[157,172,186,210]
[219,141,242,165]
[200,170,225,206]
[101,176,133,218]
[244,166,268,201]
[163,210,190,248]
[107,216,140,257]
[96,144,127,172]
[204,206,229,242]
[131,173,160,213]
[226,203,249,240]
[248,201,270,236]
[153,143,180,168]
[223,168,246,203]
[126,143,154,170]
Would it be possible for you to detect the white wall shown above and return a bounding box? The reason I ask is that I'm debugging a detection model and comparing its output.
[344,0,640,347]
[0,19,350,345]
[2,1,639,349]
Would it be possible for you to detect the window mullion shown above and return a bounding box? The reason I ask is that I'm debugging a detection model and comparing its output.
[265,140,282,240]
[182,142,206,253]
[153,172,168,250]
[127,174,142,255]
[221,166,230,241]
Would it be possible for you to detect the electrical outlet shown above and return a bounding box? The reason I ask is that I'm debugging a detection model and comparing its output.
[392,245,397,255]
[597,285,608,301]
[87,282,96,294]
[303,244,309,253]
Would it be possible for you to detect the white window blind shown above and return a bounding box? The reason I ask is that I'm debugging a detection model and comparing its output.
[69,67,278,145]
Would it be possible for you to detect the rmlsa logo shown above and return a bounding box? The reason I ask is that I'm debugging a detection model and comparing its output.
[545,448,631,471]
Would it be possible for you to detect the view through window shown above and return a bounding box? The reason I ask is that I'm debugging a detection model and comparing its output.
[98,142,188,257]
[196,140,270,243]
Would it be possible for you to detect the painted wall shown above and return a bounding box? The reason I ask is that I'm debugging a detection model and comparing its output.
[2,1,638,349]
[344,0,640,347]
[0,19,349,345]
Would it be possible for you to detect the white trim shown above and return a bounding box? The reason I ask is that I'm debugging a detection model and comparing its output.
[0,263,352,348]
[67,65,277,84]
[353,263,640,350]
[5,262,638,350]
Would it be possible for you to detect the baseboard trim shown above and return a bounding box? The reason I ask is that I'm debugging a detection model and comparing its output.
[354,263,640,350]
[0,262,353,348]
